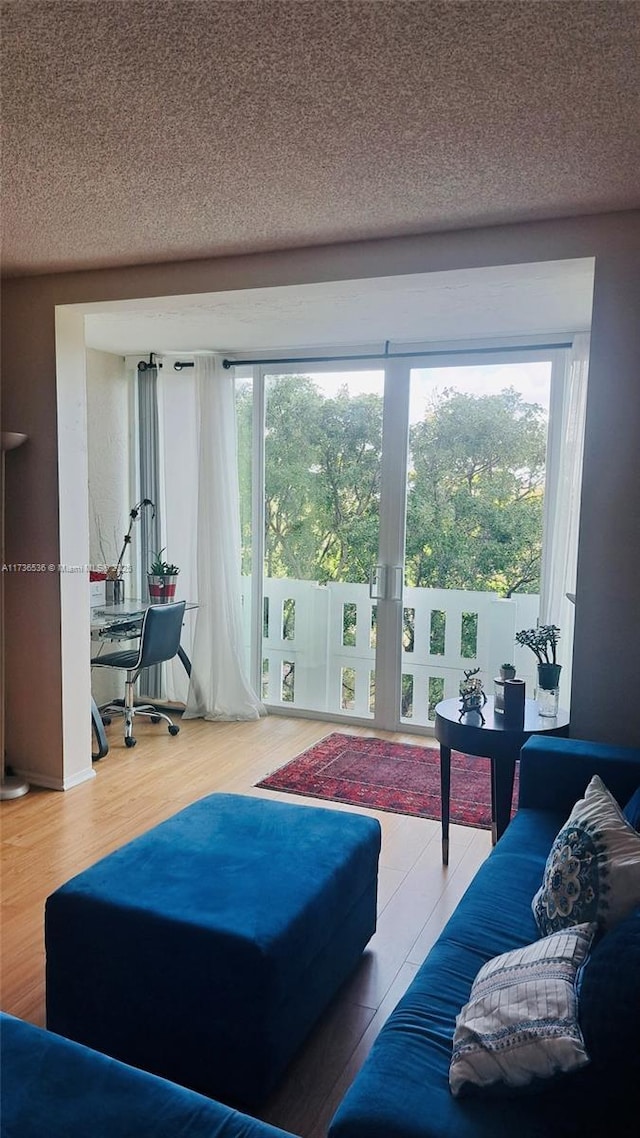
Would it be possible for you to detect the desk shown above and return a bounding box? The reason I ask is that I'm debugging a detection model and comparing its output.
[434,696,570,865]
[91,600,196,760]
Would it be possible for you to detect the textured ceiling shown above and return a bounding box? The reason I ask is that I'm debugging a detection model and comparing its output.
[2,0,640,278]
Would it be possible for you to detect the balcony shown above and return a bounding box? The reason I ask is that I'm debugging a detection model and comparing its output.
[254,578,540,727]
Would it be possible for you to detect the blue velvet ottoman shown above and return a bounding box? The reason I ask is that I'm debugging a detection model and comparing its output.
[45,792,381,1108]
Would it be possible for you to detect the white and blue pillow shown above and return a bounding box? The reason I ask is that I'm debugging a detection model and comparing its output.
[449,923,596,1097]
[532,775,640,936]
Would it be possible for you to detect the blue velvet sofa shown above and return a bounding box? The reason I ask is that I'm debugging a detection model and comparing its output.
[0,1011,296,1138]
[328,736,640,1138]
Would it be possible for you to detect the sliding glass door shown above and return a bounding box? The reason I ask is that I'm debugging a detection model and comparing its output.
[240,349,562,732]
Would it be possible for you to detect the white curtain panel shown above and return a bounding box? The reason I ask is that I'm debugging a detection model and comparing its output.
[183,355,265,721]
[540,333,590,702]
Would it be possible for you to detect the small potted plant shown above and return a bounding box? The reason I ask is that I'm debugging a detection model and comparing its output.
[494,664,516,713]
[148,549,180,603]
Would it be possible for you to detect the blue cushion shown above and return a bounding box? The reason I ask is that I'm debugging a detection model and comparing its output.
[0,1012,295,1138]
[623,785,640,830]
[518,737,640,815]
[578,906,640,1075]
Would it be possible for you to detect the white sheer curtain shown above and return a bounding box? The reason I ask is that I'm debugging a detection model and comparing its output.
[539,333,590,703]
[183,355,265,720]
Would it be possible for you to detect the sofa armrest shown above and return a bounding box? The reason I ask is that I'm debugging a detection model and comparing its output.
[518,736,640,816]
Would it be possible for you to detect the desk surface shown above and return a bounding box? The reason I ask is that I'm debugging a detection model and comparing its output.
[91,599,196,632]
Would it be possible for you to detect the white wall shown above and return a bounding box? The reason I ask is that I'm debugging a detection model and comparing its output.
[54,307,95,789]
[86,347,131,572]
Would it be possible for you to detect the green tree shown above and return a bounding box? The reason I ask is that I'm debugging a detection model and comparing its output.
[259,375,383,583]
[238,376,547,600]
[311,388,382,582]
[406,388,546,596]
[263,375,324,578]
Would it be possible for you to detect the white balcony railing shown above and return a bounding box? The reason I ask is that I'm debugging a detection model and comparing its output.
[245,578,540,727]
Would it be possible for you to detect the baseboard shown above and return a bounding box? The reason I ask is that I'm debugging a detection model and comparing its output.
[6,766,96,792]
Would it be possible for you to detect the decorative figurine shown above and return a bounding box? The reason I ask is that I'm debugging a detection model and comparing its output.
[459,667,487,723]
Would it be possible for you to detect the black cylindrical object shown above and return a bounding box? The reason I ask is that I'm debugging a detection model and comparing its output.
[503,678,525,728]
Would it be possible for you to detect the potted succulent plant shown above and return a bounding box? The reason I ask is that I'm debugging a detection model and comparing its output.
[499,663,516,681]
[148,549,180,603]
[515,624,561,716]
[515,624,560,683]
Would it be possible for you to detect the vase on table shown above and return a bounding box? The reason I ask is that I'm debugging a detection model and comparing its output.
[105,575,125,605]
[494,664,517,713]
[537,663,561,717]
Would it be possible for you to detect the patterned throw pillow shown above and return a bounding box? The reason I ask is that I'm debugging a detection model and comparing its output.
[449,923,597,1097]
[532,775,640,936]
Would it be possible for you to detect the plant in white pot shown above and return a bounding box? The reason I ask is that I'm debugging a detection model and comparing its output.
[148,549,180,603]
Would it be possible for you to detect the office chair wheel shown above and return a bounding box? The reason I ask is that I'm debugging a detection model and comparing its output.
[150,715,161,723]
[101,715,112,726]
[168,725,180,736]
[125,736,137,748]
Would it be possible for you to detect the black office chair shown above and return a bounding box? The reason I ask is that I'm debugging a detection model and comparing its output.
[91,601,186,748]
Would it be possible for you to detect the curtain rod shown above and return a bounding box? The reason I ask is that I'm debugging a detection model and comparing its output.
[170,341,572,372]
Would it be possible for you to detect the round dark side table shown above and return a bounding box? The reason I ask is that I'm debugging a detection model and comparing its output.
[434,697,570,865]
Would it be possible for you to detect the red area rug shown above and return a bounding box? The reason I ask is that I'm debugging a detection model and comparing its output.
[257,732,518,829]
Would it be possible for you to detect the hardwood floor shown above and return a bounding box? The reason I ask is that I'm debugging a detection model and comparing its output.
[0,714,491,1137]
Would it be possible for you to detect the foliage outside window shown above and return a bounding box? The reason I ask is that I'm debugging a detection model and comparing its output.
[236,375,548,598]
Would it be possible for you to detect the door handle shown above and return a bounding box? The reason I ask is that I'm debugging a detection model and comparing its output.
[369,565,387,600]
[369,565,403,600]
[388,565,403,602]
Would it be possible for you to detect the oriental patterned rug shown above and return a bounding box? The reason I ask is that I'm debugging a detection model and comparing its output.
[256,732,518,830]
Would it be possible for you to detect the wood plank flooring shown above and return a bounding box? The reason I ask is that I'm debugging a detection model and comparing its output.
[0,714,491,1137]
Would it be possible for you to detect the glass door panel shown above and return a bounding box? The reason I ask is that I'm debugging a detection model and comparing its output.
[401,362,552,727]
[247,356,557,731]
[261,370,385,717]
